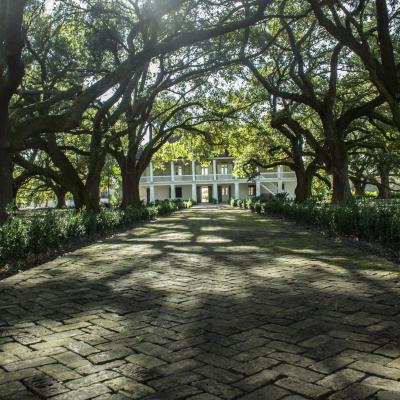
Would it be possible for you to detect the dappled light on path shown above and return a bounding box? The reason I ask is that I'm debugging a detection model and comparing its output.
[0,208,400,399]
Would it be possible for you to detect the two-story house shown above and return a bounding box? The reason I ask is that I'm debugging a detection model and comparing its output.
[139,156,297,203]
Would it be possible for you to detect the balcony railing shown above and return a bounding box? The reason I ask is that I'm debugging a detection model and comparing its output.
[153,176,172,182]
[140,171,296,183]
[280,172,296,179]
[259,172,278,179]
[174,175,193,182]
[195,174,214,181]
[259,172,296,179]
[216,174,233,181]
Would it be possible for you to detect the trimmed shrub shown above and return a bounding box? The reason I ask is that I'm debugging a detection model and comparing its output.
[233,196,400,251]
[245,198,253,210]
[0,199,191,266]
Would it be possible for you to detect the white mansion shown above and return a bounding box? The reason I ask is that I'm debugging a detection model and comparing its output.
[139,155,297,203]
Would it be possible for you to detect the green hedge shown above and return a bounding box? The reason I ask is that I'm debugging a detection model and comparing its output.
[0,199,192,265]
[232,197,400,251]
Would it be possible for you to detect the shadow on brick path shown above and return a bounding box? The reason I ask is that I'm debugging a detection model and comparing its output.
[0,207,400,399]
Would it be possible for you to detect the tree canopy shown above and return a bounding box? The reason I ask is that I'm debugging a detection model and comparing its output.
[0,0,399,220]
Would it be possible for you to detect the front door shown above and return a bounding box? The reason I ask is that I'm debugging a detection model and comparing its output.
[201,186,209,203]
[219,185,230,203]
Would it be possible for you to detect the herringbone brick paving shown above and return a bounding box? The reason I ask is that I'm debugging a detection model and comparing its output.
[0,207,400,399]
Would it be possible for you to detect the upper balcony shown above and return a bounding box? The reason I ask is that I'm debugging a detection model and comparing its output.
[258,172,297,180]
[140,169,296,184]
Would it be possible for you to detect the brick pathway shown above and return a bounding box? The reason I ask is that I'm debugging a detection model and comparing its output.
[1,207,400,399]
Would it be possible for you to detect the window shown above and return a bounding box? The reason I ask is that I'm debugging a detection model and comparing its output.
[175,187,182,198]
[201,167,209,175]
[220,164,228,174]
[248,185,256,196]
[282,183,285,191]
[176,165,183,176]
[222,186,229,196]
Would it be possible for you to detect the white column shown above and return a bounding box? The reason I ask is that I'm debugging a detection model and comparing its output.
[171,161,175,182]
[213,159,217,181]
[150,185,155,202]
[191,183,197,202]
[256,180,261,197]
[192,161,196,181]
[149,161,154,183]
[277,166,283,193]
[277,165,282,179]
[170,184,175,200]
[234,182,239,199]
[213,182,218,203]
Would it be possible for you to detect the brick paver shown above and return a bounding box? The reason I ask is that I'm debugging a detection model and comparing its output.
[1,206,400,399]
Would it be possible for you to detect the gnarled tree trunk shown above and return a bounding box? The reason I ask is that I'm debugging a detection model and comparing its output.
[54,186,67,209]
[0,126,14,221]
[377,161,391,199]
[113,146,144,208]
[120,163,142,208]
[0,0,25,222]
[351,178,366,197]
[72,191,85,209]
[84,171,102,212]
[332,165,352,203]
[83,133,109,212]
[326,129,352,203]
[294,166,314,203]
